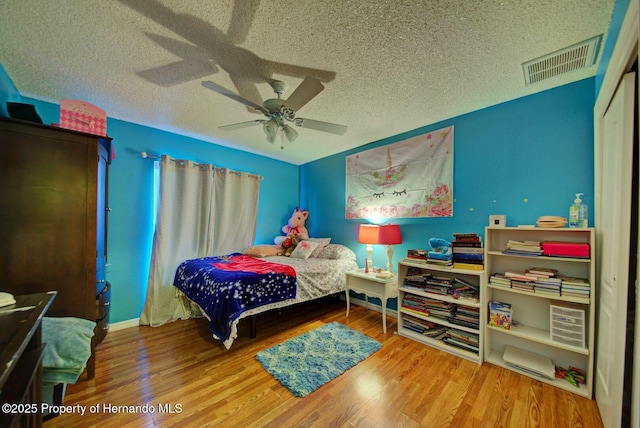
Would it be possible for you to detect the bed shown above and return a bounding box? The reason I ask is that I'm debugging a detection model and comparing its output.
[173,242,358,349]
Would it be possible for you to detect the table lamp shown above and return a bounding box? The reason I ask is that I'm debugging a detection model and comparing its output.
[358,224,380,272]
[378,224,402,273]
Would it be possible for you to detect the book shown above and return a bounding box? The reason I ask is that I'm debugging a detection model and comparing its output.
[452,246,485,254]
[558,276,590,286]
[504,271,538,282]
[451,241,483,248]
[526,267,558,277]
[452,262,484,271]
[452,252,484,261]
[489,300,512,329]
[453,233,481,242]
[403,257,428,264]
[502,345,555,379]
[453,233,480,238]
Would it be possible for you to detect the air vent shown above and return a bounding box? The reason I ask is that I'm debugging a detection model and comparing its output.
[522,35,602,85]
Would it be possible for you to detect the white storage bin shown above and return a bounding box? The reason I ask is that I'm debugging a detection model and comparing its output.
[550,304,585,349]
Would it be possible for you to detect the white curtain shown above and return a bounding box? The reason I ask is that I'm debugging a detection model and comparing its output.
[208,168,260,255]
[140,156,260,327]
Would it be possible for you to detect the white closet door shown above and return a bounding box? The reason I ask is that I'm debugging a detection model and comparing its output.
[595,71,636,428]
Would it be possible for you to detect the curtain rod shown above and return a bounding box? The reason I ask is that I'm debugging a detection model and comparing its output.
[140,151,161,160]
[140,152,263,180]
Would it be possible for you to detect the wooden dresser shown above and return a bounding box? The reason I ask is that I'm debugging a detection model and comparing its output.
[0,118,112,378]
[0,292,56,428]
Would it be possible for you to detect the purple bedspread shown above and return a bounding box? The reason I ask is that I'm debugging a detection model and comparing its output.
[174,253,297,342]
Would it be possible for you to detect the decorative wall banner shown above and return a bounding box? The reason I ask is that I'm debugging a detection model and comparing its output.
[346,126,453,219]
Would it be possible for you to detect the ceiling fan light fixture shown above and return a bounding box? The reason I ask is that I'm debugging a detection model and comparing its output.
[263,119,278,143]
[203,76,348,147]
[283,124,298,142]
[265,133,276,144]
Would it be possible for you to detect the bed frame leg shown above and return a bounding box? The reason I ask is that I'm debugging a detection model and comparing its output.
[250,315,257,338]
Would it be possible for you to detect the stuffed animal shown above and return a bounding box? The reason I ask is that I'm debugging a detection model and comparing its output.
[274,208,309,245]
[278,233,300,256]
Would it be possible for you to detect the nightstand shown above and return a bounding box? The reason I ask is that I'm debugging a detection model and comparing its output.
[345,269,397,333]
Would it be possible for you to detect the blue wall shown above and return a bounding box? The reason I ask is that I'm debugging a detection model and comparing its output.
[301,78,595,279]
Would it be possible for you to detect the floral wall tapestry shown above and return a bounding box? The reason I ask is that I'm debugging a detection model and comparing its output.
[346,126,453,219]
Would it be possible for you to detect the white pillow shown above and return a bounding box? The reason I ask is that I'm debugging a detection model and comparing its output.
[315,244,357,260]
[307,237,331,257]
[289,240,320,259]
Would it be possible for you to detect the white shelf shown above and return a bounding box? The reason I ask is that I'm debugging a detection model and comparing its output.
[484,226,595,398]
[398,327,480,364]
[486,324,589,355]
[486,284,590,305]
[399,307,479,334]
[485,350,590,398]
[399,286,481,308]
[401,259,485,274]
[486,250,591,263]
[397,261,485,364]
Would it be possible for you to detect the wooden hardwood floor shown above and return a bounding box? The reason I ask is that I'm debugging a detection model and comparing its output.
[43,298,604,428]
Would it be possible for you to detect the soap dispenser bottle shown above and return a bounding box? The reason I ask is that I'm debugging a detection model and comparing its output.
[569,193,583,228]
[579,197,588,228]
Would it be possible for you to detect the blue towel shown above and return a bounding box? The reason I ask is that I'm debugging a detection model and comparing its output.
[42,317,96,385]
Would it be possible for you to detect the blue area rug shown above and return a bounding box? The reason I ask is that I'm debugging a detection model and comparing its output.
[256,322,382,397]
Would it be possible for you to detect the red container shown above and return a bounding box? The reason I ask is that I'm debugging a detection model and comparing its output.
[542,241,590,258]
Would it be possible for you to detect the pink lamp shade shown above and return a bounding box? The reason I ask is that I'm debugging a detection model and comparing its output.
[378,224,402,245]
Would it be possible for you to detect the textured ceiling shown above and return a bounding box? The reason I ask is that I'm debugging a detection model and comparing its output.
[0,0,614,165]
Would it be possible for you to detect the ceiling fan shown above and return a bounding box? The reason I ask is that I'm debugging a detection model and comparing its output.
[201,77,347,148]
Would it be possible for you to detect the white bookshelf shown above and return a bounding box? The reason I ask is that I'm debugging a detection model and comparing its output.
[397,260,485,364]
[483,226,595,398]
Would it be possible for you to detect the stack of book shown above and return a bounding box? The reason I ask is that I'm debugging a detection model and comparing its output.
[418,297,456,321]
[448,306,480,329]
[502,240,543,256]
[526,267,561,297]
[505,271,537,293]
[559,276,591,298]
[426,252,453,268]
[401,313,443,337]
[441,328,479,354]
[489,273,512,289]
[405,248,428,264]
[403,269,430,292]
[423,275,455,295]
[449,277,480,303]
[452,233,484,270]
[401,294,432,317]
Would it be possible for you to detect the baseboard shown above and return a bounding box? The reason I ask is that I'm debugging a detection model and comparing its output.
[108,318,140,332]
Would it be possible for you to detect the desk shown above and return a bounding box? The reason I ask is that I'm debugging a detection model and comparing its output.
[0,292,56,428]
[345,270,397,333]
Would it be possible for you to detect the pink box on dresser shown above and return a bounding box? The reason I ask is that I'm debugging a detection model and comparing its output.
[59,100,107,136]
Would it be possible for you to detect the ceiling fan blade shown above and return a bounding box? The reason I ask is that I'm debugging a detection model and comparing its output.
[282,77,324,112]
[219,120,265,131]
[294,118,347,135]
[202,81,268,114]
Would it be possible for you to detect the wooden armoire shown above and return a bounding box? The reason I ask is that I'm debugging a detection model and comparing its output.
[0,117,112,379]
